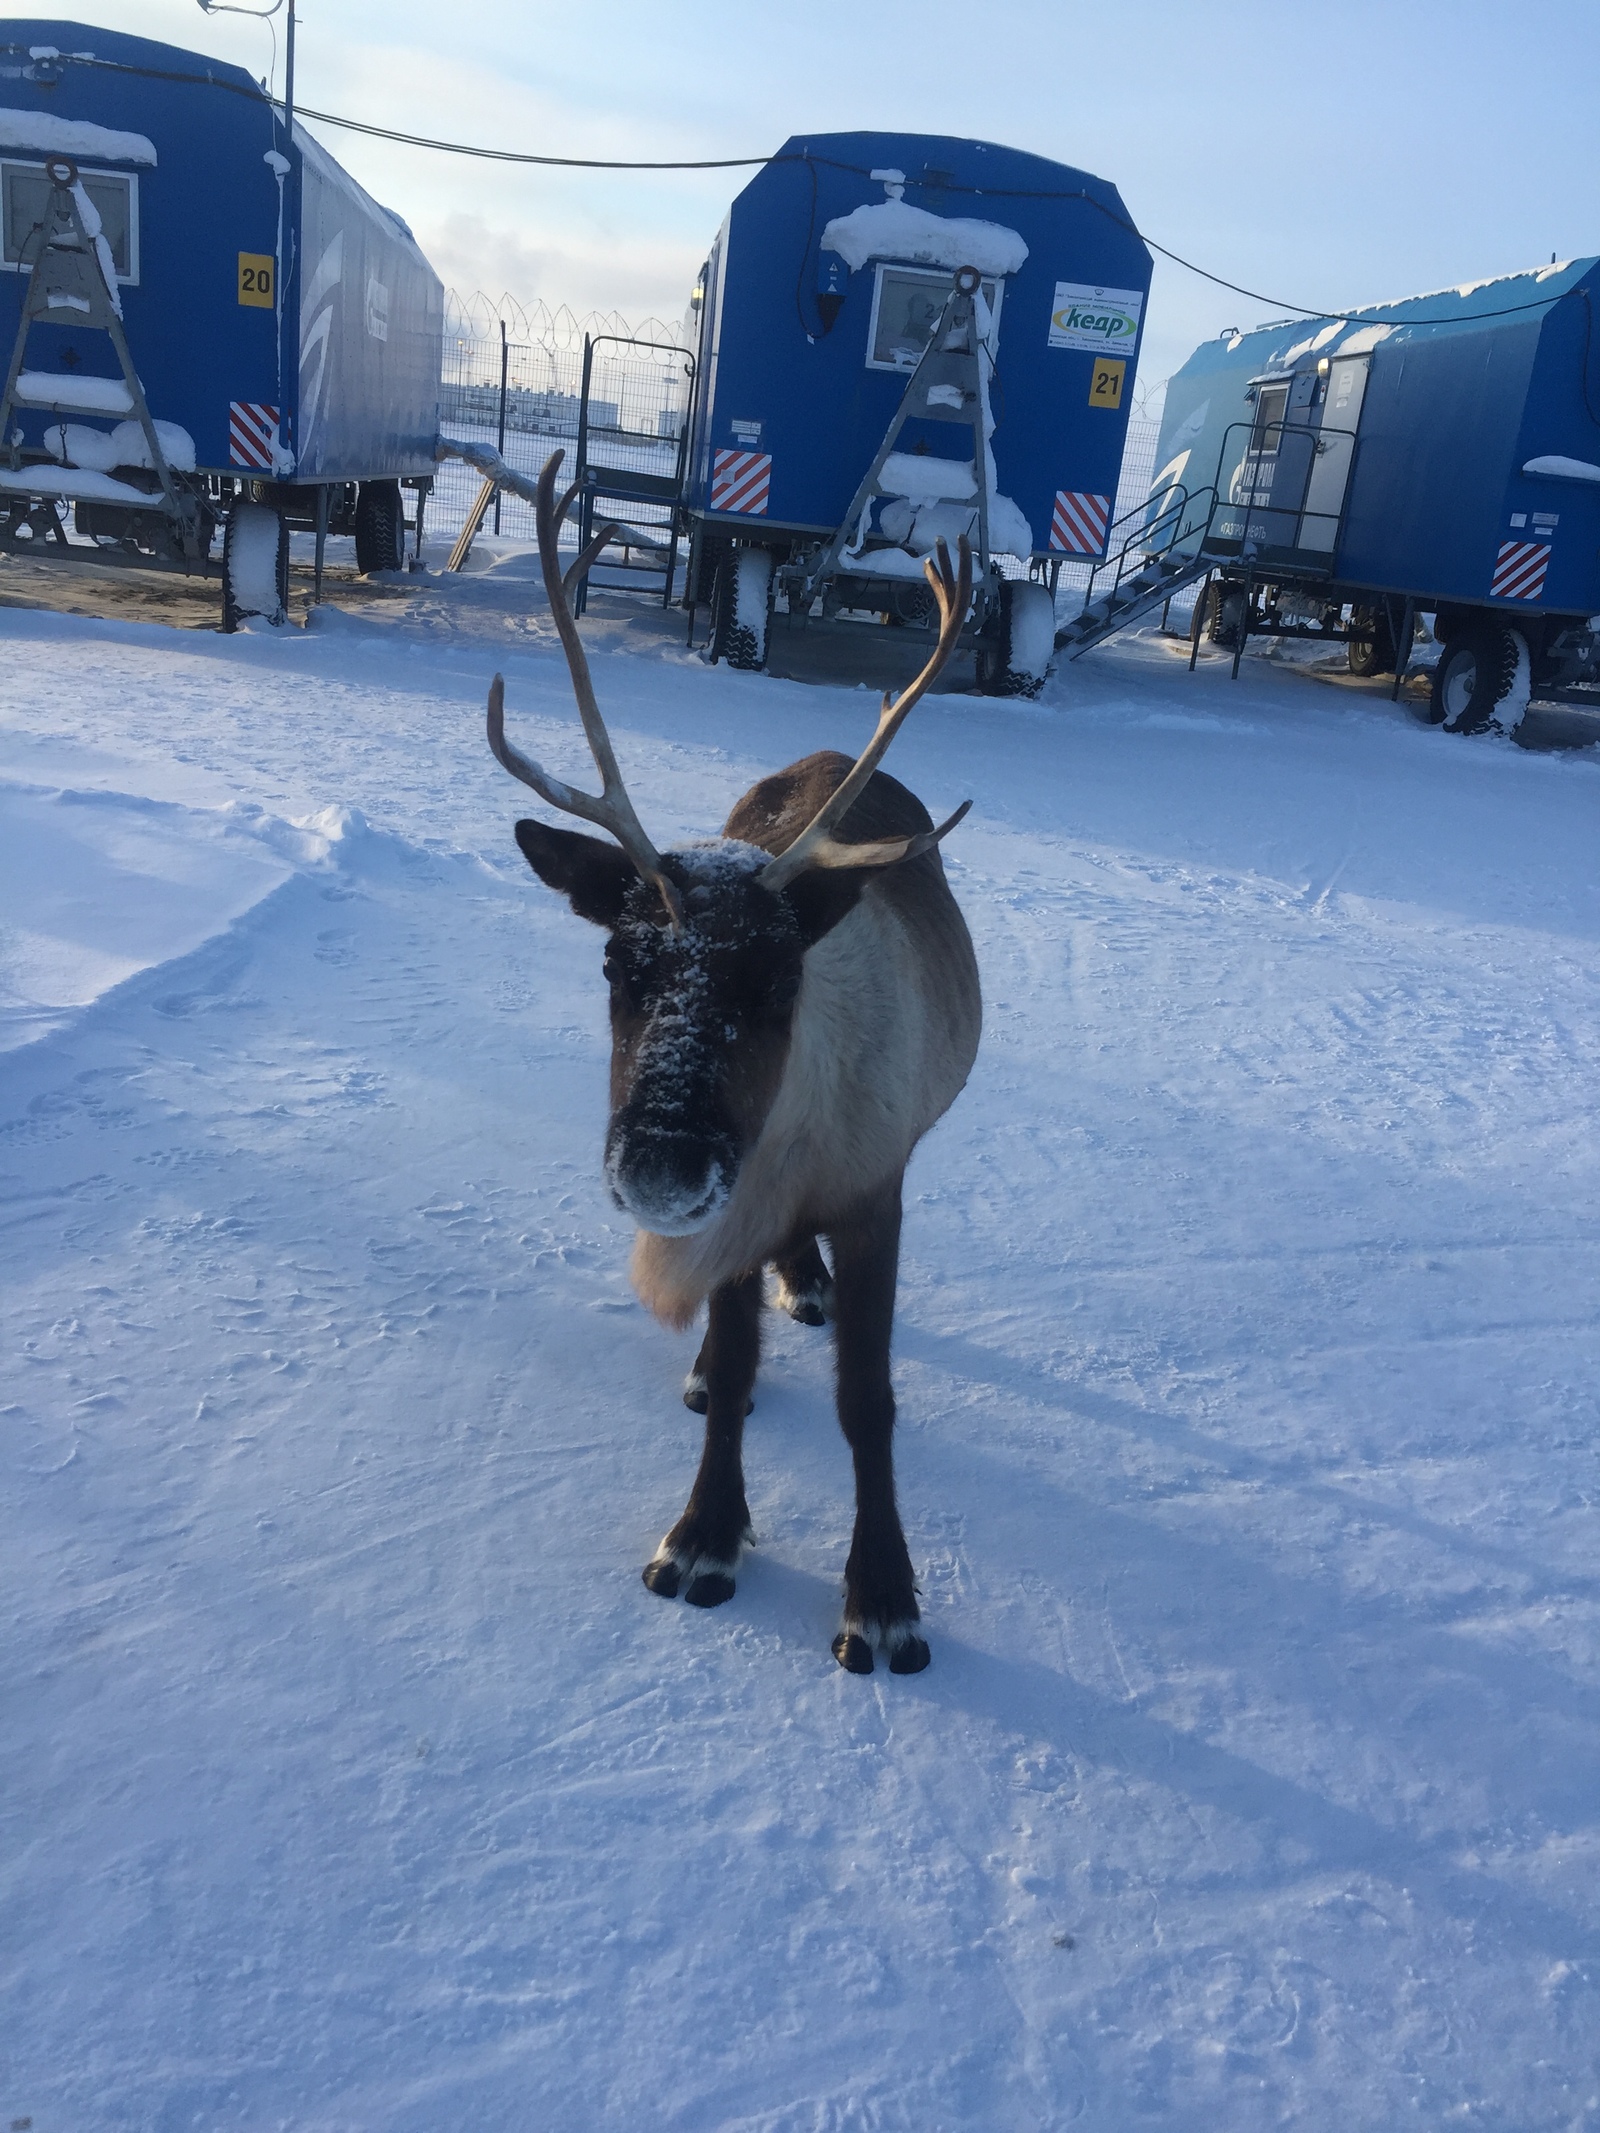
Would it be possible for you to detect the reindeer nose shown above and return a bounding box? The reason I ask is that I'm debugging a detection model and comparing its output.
[605,1123,735,1237]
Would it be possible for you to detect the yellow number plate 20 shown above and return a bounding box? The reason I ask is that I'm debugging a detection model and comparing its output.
[238,253,275,308]
[1089,358,1126,409]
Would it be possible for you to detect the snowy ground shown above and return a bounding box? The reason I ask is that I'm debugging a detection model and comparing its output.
[3,585,1600,2131]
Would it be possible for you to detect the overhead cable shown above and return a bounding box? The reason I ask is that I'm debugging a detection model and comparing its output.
[20,46,1587,332]
[276,102,1595,331]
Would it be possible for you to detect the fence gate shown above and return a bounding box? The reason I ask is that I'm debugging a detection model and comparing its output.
[432,296,693,584]
[573,334,695,614]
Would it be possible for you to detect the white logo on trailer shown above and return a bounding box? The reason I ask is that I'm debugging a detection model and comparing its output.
[297,230,343,467]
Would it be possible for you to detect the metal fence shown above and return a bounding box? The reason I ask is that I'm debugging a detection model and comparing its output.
[431,291,694,549]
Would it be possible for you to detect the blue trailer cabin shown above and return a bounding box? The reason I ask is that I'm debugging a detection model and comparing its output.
[1134,262,1600,730]
[677,132,1152,694]
[0,23,443,624]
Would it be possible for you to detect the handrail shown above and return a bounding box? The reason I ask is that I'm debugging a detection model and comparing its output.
[1204,415,1357,555]
[1082,411,1363,611]
[1077,479,1219,614]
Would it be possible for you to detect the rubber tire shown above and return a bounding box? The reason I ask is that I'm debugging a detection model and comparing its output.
[354,479,405,575]
[1428,622,1519,734]
[710,544,772,670]
[1347,603,1396,677]
[1203,580,1245,650]
[982,578,1053,699]
[221,501,288,633]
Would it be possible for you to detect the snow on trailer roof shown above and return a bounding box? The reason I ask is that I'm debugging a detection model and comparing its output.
[293,120,421,247]
[820,198,1028,277]
[0,103,155,163]
[1232,257,1600,373]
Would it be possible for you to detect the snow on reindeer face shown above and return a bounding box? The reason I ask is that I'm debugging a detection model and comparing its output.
[513,820,807,1238]
[601,843,805,1235]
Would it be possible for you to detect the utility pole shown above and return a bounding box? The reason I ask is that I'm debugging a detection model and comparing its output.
[494,318,508,534]
[283,0,296,139]
[195,0,295,137]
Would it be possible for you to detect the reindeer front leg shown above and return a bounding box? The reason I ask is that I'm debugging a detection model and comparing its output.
[644,1269,761,1608]
[827,1179,929,1674]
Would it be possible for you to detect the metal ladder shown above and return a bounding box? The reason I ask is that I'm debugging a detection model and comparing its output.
[800,264,995,606]
[0,155,204,559]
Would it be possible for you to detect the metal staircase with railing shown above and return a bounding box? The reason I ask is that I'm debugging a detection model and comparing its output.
[1057,409,1360,664]
[1053,483,1219,658]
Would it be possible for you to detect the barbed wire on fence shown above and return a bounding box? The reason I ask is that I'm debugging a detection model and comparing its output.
[443,289,689,362]
[434,291,697,549]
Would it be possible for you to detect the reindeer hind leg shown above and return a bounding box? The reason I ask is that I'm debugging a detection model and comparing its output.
[772,1235,836,1328]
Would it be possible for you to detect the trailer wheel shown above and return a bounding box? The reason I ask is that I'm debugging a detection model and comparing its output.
[1429,622,1522,734]
[710,544,772,670]
[1203,581,1246,650]
[354,480,405,574]
[221,501,288,632]
[982,578,1054,698]
[1347,604,1396,677]
[1348,605,1425,678]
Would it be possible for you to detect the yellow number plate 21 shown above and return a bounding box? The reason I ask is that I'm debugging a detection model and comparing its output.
[238,253,275,308]
[1089,358,1126,409]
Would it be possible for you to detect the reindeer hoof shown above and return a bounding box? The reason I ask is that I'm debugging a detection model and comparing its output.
[775,1275,835,1327]
[642,1558,682,1598]
[832,1631,875,1674]
[685,1570,736,1608]
[888,1634,931,1674]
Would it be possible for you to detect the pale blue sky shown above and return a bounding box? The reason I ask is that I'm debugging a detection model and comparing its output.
[5,0,1599,393]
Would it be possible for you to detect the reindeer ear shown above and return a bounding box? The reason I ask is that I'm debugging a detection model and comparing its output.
[514,820,637,927]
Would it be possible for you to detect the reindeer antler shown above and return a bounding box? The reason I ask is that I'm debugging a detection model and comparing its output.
[760,537,974,893]
[486,451,684,929]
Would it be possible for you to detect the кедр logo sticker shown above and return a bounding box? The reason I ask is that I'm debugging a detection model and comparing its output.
[1049,283,1143,353]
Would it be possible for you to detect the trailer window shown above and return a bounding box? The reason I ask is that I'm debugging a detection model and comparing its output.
[1249,380,1289,452]
[2,162,139,282]
[865,263,1002,372]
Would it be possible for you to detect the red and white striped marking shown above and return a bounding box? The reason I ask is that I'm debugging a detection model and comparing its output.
[1490,540,1550,601]
[229,402,280,470]
[1049,489,1110,557]
[710,448,771,516]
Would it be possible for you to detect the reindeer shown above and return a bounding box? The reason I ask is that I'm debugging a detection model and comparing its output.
[488,454,981,1673]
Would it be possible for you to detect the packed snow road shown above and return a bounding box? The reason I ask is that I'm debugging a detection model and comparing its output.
[3,592,1599,2131]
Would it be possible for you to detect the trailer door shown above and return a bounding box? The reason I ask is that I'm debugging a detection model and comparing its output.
[1220,375,1318,555]
[1298,354,1369,553]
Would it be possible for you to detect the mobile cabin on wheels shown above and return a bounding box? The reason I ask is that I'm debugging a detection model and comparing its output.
[1081,263,1600,732]
[674,132,1152,696]
[0,24,443,627]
